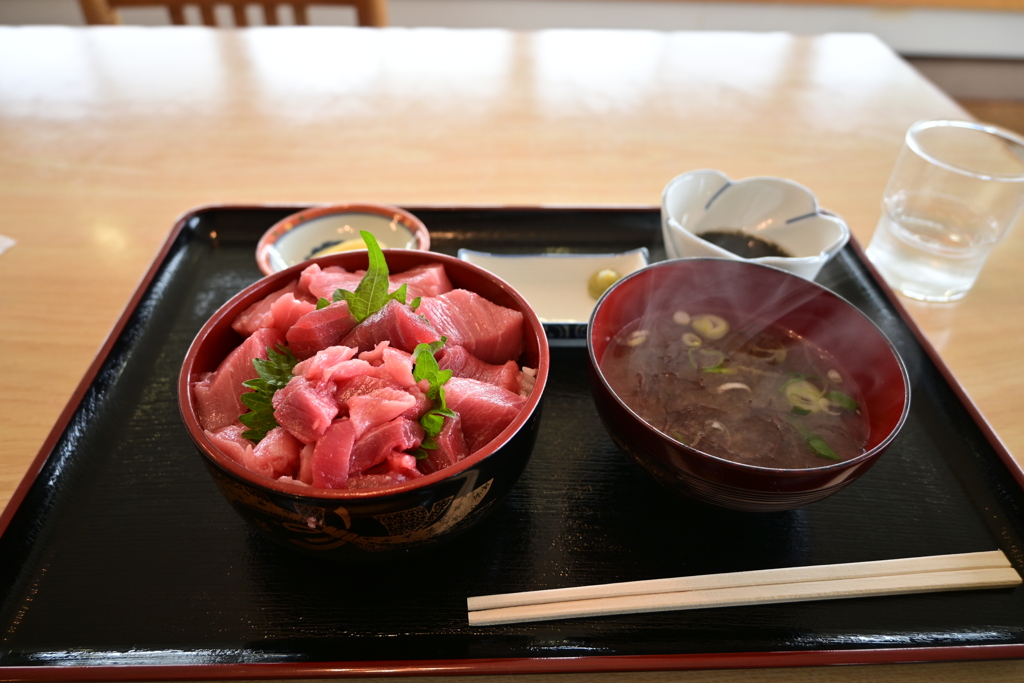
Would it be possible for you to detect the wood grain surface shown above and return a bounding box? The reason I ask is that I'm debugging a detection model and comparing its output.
[1,26,1022,681]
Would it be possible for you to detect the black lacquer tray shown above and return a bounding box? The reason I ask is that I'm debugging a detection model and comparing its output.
[2,205,1024,680]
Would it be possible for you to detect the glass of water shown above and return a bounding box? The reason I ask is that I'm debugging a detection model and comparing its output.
[865,119,1024,302]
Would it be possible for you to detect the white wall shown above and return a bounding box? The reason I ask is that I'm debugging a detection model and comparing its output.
[2,0,1024,59]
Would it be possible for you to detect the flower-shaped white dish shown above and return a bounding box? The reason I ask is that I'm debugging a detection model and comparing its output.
[458,248,649,342]
[256,203,429,275]
[661,170,850,281]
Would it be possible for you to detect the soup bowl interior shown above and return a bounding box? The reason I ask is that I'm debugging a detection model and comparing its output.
[587,258,909,512]
[179,250,549,559]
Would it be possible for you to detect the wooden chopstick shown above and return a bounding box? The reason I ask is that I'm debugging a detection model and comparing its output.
[467,550,1020,626]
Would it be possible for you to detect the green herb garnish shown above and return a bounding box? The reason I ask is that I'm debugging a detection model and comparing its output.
[239,344,298,443]
[787,418,841,461]
[330,231,409,323]
[826,390,859,412]
[410,338,456,457]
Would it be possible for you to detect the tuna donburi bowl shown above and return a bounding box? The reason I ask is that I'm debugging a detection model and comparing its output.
[587,258,909,512]
[178,240,549,559]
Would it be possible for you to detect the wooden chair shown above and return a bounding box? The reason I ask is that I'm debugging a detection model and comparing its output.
[78,0,387,28]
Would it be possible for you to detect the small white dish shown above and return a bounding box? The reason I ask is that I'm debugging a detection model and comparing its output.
[256,203,430,275]
[458,248,649,340]
[661,170,850,281]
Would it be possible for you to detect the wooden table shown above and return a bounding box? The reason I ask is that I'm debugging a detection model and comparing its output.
[1,25,1022,682]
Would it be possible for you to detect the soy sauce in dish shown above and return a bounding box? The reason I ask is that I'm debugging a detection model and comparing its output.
[699,230,791,258]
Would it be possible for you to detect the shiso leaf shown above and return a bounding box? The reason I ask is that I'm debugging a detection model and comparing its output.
[411,338,456,457]
[330,231,409,323]
[240,344,299,443]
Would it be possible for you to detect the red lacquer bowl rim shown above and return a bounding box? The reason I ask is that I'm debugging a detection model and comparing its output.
[587,257,911,477]
[255,203,431,276]
[179,249,549,501]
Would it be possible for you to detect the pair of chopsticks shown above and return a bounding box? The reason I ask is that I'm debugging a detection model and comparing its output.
[467,550,1020,626]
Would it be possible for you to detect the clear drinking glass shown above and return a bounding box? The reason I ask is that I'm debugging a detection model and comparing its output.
[865,120,1024,302]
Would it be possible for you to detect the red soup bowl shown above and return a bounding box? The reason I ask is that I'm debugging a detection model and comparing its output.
[587,258,910,512]
[179,250,548,560]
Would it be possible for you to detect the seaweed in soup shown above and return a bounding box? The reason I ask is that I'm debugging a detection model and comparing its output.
[599,312,867,470]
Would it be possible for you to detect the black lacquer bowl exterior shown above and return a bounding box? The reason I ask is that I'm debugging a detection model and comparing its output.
[179,249,549,560]
[588,258,910,512]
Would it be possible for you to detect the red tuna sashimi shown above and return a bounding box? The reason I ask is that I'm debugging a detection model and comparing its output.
[340,298,441,354]
[249,426,302,479]
[347,386,418,439]
[417,289,523,365]
[302,266,367,301]
[193,327,285,431]
[204,424,252,466]
[304,263,454,302]
[438,345,519,393]
[349,417,425,474]
[312,418,355,488]
[297,442,314,485]
[390,263,454,299]
[444,376,527,453]
[272,376,339,444]
[270,295,317,334]
[231,282,301,337]
[421,413,469,474]
[292,344,359,381]
[285,300,357,359]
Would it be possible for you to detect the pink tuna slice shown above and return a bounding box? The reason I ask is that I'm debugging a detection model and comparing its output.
[340,298,441,354]
[443,376,527,453]
[382,347,417,388]
[386,452,423,479]
[270,294,317,334]
[349,417,425,474]
[292,344,359,381]
[390,263,454,299]
[304,263,454,302]
[297,442,315,485]
[421,413,469,474]
[437,345,520,393]
[204,424,252,466]
[249,426,303,479]
[231,282,301,337]
[312,418,356,488]
[272,376,339,444]
[193,327,285,432]
[285,301,357,360]
[303,266,367,301]
[416,289,524,365]
[358,340,391,365]
[346,386,418,439]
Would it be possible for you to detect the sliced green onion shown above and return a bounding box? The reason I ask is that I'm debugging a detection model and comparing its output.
[691,314,729,340]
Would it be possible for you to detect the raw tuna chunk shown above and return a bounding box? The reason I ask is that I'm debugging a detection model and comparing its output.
[438,345,520,393]
[312,418,355,488]
[303,263,454,302]
[250,426,302,479]
[302,265,368,301]
[417,290,523,365]
[347,386,418,439]
[269,294,317,334]
[340,299,441,354]
[391,263,453,299]
[346,472,412,490]
[285,301,357,359]
[292,344,359,381]
[444,376,527,453]
[193,327,285,431]
[421,413,469,474]
[272,376,339,444]
[204,424,253,465]
[349,418,425,474]
[232,283,302,337]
